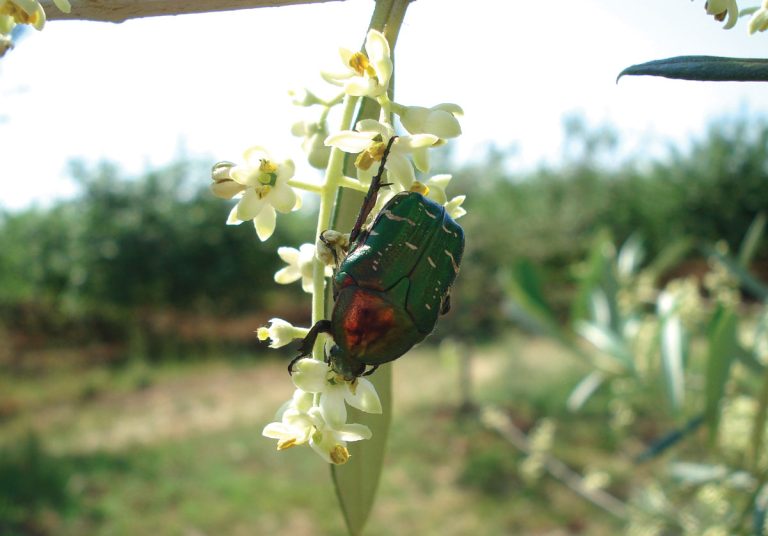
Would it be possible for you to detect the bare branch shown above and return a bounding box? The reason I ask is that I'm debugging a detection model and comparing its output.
[40,0,345,23]
[481,406,629,521]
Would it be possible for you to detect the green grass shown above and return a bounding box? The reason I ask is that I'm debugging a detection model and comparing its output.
[0,336,624,535]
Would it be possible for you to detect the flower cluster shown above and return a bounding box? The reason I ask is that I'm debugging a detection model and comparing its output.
[262,358,382,464]
[212,29,466,463]
[700,0,768,34]
[0,0,70,57]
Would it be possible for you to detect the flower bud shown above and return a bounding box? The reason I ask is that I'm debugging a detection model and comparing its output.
[210,161,245,199]
[257,318,302,349]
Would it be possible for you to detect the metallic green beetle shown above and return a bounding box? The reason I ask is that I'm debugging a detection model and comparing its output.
[292,138,465,380]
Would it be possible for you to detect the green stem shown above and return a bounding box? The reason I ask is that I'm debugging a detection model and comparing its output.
[287,178,323,193]
[338,176,368,192]
[309,94,359,360]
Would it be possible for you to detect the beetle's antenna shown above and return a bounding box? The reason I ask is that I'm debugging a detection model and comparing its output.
[349,136,398,244]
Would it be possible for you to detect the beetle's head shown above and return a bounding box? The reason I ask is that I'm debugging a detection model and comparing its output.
[328,345,366,381]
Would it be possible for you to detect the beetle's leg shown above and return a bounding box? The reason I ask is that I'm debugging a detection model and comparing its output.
[319,231,340,267]
[440,293,452,315]
[362,364,379,377]
[349,136,398,244]
[288,319,333,374]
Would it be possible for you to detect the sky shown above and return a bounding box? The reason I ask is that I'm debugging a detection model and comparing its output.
[1,0,768,210]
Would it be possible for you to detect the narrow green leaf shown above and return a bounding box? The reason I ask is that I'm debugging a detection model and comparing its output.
[660,313,686,412]
[567,371,605,412]
[575,320,633,370]
[738,212,767,267]
[635,414,705,463]
[616,233,645,279]
[503,260,562,339]
[705,308,738,443]
[668,462,727,484]
[618,56,768,82]
[331,364,392,536]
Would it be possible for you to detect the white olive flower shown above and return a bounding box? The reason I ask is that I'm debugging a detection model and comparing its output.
[400,103,463,139]
[256,318,307,349]
[444,195,467,220]
[325,119,438,189]
[291,358,382,428]
[262,390,316,450]
[412,176,466,220]
[274,243,332,294]
[749,1,768,33]
[0,0,46,30]
[308,407,372,464]
[420,174,452,205]
[225,146,301,241]
[705,0,739,29]
[322,29,392,98]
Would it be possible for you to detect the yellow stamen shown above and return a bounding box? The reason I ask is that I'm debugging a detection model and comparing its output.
[256,327,269,341]
[277,438,297,450]
[354,141,387,171]
[259,159,278,174]
[256,184,272,199]
[410,181,429,196]
[330,445,350,464]
[348,52,371,77]
[0,3,40,25]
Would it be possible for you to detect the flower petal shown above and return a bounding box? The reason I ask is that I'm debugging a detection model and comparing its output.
[274,266,301,285]
[53,0,72,13]
[346,378,382,414]
[210,179,245,200]
[321,386,348,428]
[270,182,298,213]
[425,110,462,138]
[226,205,242,225]
[291,358,331,393]
[401,133,439,150]
[344,77,379,97]
[277,246,300,265]
[400,106,429,134]
[278,159,296,181]
[357,119,392,138]
[236,189,264,221]
[336,423,372,442]
[254,204,276,241]
[386,153,415,189]
[243,146,270,167]
[309,435,334,463]
[325,130,377,152]
[411,146,431,173]
[262,421,302,441]
[365,30,390,65]
[434,103,464,116]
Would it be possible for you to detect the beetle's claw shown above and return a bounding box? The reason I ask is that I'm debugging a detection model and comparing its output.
[362,364,379,377]
[287,353,305,375]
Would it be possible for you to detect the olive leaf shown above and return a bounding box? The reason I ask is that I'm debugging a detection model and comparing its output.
[618,56,768,82]
[331,365,392,536]
[705,307,738,443]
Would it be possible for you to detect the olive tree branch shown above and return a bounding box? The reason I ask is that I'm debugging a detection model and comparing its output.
[40,0,343,22]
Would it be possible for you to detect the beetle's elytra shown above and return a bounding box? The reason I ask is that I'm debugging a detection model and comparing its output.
[291,138,465,379]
